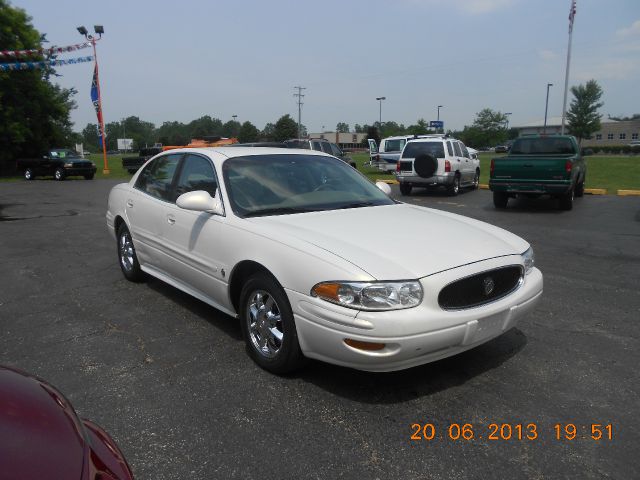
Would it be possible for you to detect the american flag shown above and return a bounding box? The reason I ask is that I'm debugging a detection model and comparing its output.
[569,0,577,33]
[90,64,105,147]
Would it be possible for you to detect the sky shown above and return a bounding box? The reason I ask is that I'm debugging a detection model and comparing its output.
[9,0,640,133]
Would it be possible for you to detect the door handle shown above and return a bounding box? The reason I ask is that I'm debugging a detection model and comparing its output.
[167,215,176,225]
[126,200,134,208]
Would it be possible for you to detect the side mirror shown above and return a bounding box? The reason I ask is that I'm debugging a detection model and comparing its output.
[375,181,392,195]
[176,190,224,216]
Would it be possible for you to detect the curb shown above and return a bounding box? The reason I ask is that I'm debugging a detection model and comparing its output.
[376,179,398,184]
[584,188,607,195]
[480,184,489,190]
[617,190,640,196]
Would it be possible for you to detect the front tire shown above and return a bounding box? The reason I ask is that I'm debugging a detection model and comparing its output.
[493,191,509,208]
[399,183,412,196]
[24,168,35,180]
[473,169,480,189]
[117,224,146,282]
[54,168,65,181]
[84,173,95,180]
[239,273,305,374]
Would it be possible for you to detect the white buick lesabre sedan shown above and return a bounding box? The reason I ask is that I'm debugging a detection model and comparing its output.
[106,147,543,374]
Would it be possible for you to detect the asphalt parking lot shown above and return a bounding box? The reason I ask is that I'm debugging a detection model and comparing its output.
[1,179,639,479]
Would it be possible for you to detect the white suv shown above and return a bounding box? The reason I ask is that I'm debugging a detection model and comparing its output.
[395,135,480,196]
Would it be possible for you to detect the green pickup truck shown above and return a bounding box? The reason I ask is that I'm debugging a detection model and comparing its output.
[489,135,588,210]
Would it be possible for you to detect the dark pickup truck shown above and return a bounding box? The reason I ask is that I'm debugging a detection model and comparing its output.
[17,149,96,181]
[122,146,163,174]
[489,135,588,210]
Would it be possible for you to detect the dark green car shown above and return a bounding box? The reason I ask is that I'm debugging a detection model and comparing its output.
[489,135,588,210]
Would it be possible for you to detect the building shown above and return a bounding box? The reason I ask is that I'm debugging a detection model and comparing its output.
[515,116,640,146]
[308,132,368,150]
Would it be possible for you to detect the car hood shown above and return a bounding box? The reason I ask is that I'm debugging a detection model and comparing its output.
[249,203,529,279]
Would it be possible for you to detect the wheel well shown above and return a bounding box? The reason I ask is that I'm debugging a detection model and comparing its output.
[114,215,125,234]
[228,260,276,312]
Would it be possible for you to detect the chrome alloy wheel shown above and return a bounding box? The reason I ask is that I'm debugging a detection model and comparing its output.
[247,290,283,359]
[119,230,135,273]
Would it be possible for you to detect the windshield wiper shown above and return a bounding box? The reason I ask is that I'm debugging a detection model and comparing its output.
[335,202,375,210]
[243,207,314,217]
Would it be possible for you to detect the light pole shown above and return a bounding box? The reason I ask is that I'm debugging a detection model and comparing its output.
[122,117,126,153]
[78,25,108,174]
[376,96,386,130]
[504,112,512,130]
[437,105,443,121]
[544,83,553,134]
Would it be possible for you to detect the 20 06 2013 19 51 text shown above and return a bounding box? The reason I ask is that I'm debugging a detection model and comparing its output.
[410,423,614,442]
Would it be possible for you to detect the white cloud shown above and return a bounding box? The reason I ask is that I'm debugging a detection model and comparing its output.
[406,0,516,14]
[616,20,640,37]
[575,58,639,81]
[538,49,558,61]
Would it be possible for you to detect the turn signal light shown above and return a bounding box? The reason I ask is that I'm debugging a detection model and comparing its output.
[565,160,572,174]
[344,339,386,351]
[490,159,495,176]
[396,161,401,173]
[444,160,451,172]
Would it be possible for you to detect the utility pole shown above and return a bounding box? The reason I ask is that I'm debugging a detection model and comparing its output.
[294,86,306,138]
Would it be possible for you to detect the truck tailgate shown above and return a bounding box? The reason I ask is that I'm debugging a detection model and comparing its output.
[492,155,569,180]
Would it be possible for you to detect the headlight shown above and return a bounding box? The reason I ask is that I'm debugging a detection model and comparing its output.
[521,247,535,274]
[311,280,423,311]
[63,162,73,167]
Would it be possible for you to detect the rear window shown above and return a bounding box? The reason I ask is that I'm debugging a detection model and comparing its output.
[510,137,576,155]
[284,140,310,150]
[402,141,445,159]
[384,139,406,152]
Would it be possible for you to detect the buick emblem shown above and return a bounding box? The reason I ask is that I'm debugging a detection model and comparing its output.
[482,277,495,296]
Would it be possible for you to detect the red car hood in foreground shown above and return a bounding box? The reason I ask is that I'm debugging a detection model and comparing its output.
[0,366,133,480]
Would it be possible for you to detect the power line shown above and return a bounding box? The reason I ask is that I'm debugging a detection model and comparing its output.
[293,86,306,138]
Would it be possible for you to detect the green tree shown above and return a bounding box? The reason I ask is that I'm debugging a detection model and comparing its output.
[336,122,349,133]
[469,108,509,146]
[272,114,298,141]
[238,121,260,143]
[0,0,77,173]
[261,122,276,141]
[188,115,223,138]
[222,120,241,138]
[407,119,429,136]
[567,79,603,144]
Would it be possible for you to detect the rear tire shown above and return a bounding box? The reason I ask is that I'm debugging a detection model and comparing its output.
[493,191,509,209]
[473,169,480,190]
[559,187,574,210]
[239,273,305,374]
[399,183,412,196]
[448,174,460,196]
[575,178,585,197]
[117,224,146,282]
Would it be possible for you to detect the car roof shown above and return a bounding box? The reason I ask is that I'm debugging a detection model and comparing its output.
[160,146,334,159]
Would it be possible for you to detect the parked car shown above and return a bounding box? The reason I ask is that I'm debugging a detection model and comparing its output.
[0,365,134,480]
[628,140,640,148]
[495,144,510,153]
[283,138,357,168]
[107,147,543,373]
[395,135,480,196]
[370,135,414,172]
[17,149,96,181]
[489,134,587,210]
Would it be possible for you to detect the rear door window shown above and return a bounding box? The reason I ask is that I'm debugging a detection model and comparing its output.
[311,141,323,151]
[320,142,333,154]
[446,141,454,157]
[453,142,463,157]
[135,154,182,202]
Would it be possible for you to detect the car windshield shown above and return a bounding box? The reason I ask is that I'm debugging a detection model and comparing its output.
[222,154,395,217]
[50,149,80,159]
[384,139,406,152]
[402,141,445,159]
[510,137,576,155]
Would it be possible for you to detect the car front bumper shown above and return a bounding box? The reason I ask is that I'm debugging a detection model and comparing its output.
[288,256,543,372]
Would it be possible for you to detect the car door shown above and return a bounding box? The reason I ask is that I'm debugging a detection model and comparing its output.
[126,153,182,270]
[451,141,465,179]
[161,153,229,305]
[459,143,473,182]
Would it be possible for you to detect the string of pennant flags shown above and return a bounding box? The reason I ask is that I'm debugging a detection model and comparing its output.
[0,55,94,72]
[0,41,91,59]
